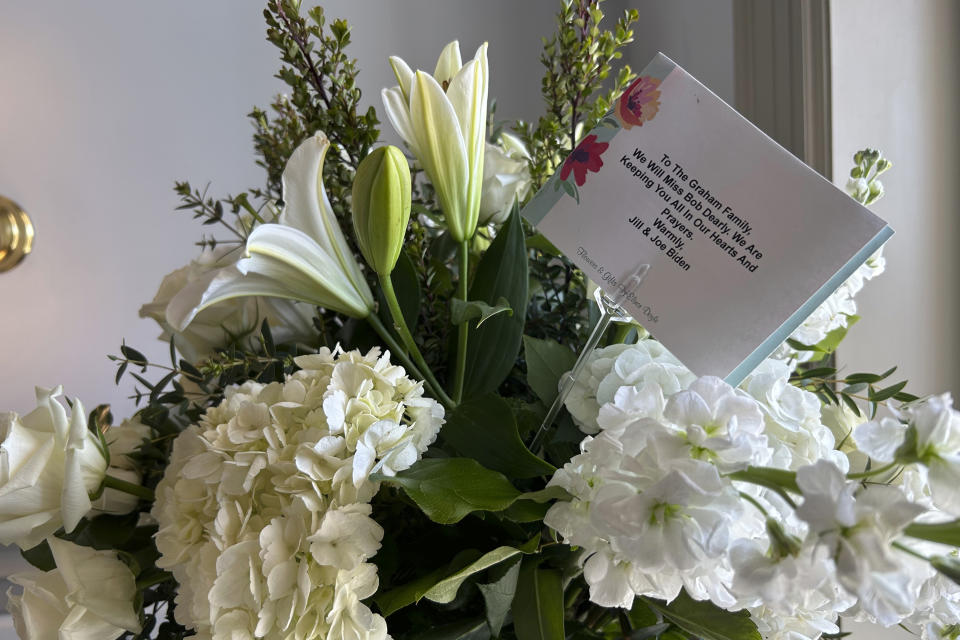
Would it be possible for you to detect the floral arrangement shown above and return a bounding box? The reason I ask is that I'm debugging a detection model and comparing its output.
[2,3,958,640]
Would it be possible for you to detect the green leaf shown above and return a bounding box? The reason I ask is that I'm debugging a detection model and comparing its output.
[497,487,571,522]
[523,336,576,407]
[845,366,896,385]
[840,392,862,417]
[814,315,860,355]
[21,540,55,572]
[786,338,818,353]
[868,380,908,402]
[374,458,520,524]
[794,367,836,380]
[410,618,490,640]
[424,536,540,604]
[526,233,561,256]
[377,251,422,332]
[512,557,564,640]
[517,486,572,503]
[375,549,482,616]
[644,591,760,640]
[441,394,555,479]
[463,205,529,398]
[451,297,514,328]
[479,557,523,637]
[498,500,552,523]
[261,318,275,355]
[905,519,960,547]
[627,599,660,630]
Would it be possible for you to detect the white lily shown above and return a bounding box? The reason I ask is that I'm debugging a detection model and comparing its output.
[167,133,374,331]
[382,40,488,242]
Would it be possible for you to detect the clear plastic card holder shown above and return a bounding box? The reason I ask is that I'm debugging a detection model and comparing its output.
[530,263,651,451]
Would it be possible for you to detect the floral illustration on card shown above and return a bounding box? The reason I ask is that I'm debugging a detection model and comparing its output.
[560,134,609,192]
[615,75,661,129]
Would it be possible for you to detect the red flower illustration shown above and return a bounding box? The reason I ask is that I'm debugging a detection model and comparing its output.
[615,75,661,129]
[560,134,609,187]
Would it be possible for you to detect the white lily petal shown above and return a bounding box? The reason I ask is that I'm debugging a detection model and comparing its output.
[279,135,369,301]
[381,87,419,155]
[246,225,372,312]
[445,43,488,234]
[168,132,374,334]
[410,70,469,240]
[433,40,462,86]
[167,238,372,326]
[280,134,364,291]
[388,56,414,102]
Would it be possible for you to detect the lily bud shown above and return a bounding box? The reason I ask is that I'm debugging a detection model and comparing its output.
[352,145,412,275]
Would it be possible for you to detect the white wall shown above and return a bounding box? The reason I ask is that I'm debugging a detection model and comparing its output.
[832,4,960,640]
[0,0,734,419]
[832,0,960,397]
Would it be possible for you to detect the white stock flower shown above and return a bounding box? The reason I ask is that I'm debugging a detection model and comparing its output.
[479,132,532,224]
[140,245,317,362]
[383,41,488,242]
[7,537,141,639]
[0,387,107,549]
[772,250,884,368]
[152,346,442,639]
[796,460,927,626]
[739,359,848,471]
[663,376,771,471]
[545,414,743,608]
[856,394,960,515]
[731,540,847,612]
[167,133,375,333]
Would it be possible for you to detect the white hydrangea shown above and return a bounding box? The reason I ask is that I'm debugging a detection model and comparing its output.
[152,346,444,640]
[565,340,695,434]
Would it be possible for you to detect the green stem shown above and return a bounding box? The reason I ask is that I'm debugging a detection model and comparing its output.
[102,475,154,501]
[847,461,898,480]
[892,541,930,562]
[378,273,455,409]
[451,240,470,403]
[726,467,799,509]
[367,314,451,409]
[738,491,770,517]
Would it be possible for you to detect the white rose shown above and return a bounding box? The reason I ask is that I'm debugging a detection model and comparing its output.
[478,132,532,225]
[0,387,107,549]
[139,246,318,362]
[7,537,141,639]
[86,418,152,516]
